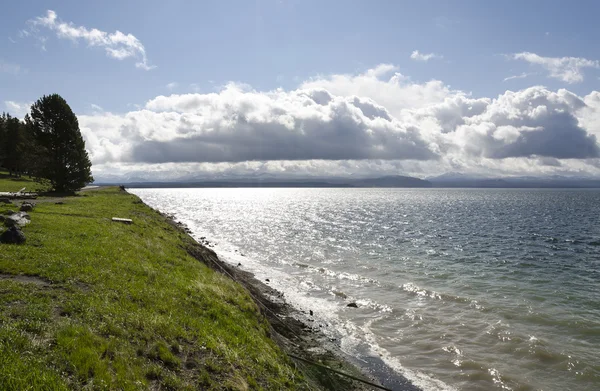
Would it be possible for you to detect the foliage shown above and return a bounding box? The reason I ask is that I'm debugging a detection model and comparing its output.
[0,188,308,390]
[0,113,26,177]
[27,94,93,192]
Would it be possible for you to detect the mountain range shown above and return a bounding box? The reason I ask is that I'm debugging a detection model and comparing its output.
[96,174,600,188]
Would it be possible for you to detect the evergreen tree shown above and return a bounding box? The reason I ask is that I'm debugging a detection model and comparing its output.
[27,94,93,192]
[0,113,24,177]
[0,114,6,169]
[21,115,48,179]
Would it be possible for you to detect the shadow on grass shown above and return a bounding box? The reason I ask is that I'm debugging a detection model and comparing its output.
[0,173,31,182]
[34,210,95,219]
[38,191,81,197]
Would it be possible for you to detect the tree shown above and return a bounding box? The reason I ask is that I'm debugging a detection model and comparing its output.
[0,114,6,169]
[0,113,25,177]
[19,117,46,179]
[27,94,93,192]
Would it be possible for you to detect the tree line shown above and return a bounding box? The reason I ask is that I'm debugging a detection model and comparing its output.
[0,94,93,193]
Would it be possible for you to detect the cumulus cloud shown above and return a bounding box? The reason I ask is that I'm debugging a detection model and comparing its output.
[449,87,598,159]
[300,64,452,117]
[25,10,154,70]
[75,65,600,181]
[4,101,31,118]
[81,83,437,164]
[410,50,443,62]
[512,52,599,83]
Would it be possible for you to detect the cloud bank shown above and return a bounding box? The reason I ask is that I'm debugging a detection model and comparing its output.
[74,65,600,181]
[25,10,154,70]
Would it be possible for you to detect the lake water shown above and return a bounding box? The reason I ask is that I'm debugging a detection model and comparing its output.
[131,188,600,391]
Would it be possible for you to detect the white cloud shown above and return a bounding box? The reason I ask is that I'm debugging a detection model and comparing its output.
[445,87,597,159]
[300,64,452,118]
[81,83,436,165]
[25,10,154,70]
[0,60,22,75]
[503,72,534,82]
[410,50,443,62]
[166,82,178,90]
[512,52,599,83]
[75,65,600,181]
[4,101,31,118]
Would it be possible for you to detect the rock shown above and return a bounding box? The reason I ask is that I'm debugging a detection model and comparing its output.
[346,302,358,308]
[0,198,11,204]
[4,217,16,227]
[55,201,64,205]
[20,202,35,212]
[0,226,26,244]
[4,212,31,228]
[6,210,15,215]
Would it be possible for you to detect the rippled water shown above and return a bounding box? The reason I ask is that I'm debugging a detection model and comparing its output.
[131,188,600,391]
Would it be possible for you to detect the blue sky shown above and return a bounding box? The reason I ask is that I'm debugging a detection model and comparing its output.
[3,1,600,181]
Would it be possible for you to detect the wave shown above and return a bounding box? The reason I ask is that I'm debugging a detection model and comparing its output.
[401,282,487,311]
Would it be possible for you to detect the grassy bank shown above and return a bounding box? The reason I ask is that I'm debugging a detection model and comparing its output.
[0,187,309,390]
[0,171,41,192]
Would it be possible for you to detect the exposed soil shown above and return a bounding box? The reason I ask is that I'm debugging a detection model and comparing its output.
[0,273,51,287]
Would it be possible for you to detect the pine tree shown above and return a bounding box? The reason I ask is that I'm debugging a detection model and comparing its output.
[0,113,24,177]
[0,114,6,169]
[27,94,93,192]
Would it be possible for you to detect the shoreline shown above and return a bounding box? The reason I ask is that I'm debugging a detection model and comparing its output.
[158,209,421,391]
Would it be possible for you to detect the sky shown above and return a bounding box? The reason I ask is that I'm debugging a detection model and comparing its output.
[3,0,600,181]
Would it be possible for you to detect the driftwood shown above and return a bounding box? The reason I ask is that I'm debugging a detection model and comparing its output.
[111,217,133,224]
[0,188,38,200]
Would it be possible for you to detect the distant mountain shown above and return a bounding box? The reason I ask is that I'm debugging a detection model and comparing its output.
[97,175,433,188]
[95,173,600,189]
[350,175,432,188]
[113,180,353,188]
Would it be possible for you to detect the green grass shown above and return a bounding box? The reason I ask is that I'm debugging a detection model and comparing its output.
[0,170,41,192]
[0,188,308,390]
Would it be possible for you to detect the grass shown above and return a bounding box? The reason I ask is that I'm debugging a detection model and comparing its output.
[0,187,309,390]
[0,170,41,193]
